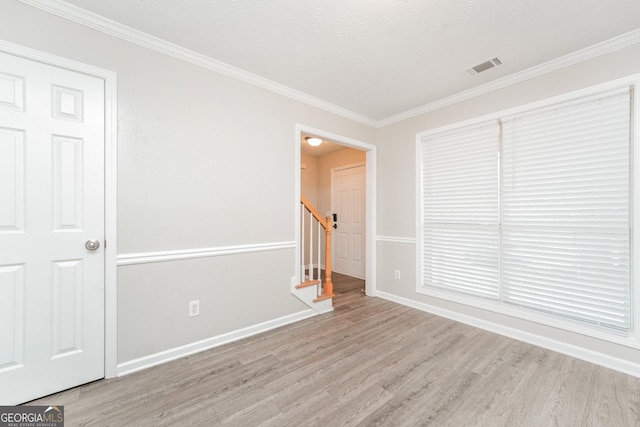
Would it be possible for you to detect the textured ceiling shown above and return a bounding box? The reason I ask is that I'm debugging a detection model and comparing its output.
[55,0,640,121]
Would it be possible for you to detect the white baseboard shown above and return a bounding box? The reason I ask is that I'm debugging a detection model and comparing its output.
[377,291,640,378]
[116,309,317,376]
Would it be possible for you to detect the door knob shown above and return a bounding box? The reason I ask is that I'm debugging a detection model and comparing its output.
[85,240,100,251]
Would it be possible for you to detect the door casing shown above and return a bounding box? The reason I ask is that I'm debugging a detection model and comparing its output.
[294,124,376,297]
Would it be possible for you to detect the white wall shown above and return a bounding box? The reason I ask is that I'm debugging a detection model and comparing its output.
[376,42,640,373]
[0,1,375,364]
[300,152,319,207]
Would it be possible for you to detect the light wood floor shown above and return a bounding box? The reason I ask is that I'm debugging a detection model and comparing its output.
[29,273,640,426]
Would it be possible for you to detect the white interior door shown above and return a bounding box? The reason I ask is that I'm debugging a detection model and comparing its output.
[332,165,365,279]
[0,51,105,404]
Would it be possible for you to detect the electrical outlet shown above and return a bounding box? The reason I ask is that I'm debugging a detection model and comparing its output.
[394,270,401,280]
[189,300,200,317]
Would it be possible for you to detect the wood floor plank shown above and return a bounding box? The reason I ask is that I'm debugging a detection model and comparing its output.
[151,399,222,426]
[317,384,394,426]
[498,352,567,427]
[629,375,640,426]
[26,272,640,426]
[552,360,629,427]
[273,390,338,426]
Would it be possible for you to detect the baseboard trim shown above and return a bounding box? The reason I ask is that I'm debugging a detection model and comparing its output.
[116,309,317,376]
[377,291,640,378]
[117,241,296,266]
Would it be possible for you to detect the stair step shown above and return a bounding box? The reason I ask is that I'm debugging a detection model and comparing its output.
[296,279,320,289]
[313,293,335,303]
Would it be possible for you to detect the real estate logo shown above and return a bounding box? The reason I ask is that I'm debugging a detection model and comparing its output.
[0,406,64,427]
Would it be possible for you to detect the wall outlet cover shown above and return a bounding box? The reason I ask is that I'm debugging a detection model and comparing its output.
[189,300,200,317]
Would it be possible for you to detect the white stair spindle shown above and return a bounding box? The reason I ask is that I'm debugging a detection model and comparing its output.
[300,204,305,277]
[317,221,322,295]
[309,211,313,282]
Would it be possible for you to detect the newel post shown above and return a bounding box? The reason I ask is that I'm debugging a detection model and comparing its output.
[324,215,334,297]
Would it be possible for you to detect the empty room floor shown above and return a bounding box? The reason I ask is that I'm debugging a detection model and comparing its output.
[28,272,640,426]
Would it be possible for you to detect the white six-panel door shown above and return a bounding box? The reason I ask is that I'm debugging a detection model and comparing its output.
[0,51,105,404]
[332,165,366,279]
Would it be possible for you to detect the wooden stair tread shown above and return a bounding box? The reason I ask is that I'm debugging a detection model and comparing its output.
[295,279,320,289]
[313,293,335,303]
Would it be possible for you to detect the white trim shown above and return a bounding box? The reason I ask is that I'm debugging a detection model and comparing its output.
[633,80,640,340]
[295,124,377,297]
[376,236,416,245]
[117,241,296,266]
[0,39,119,379]
[294,128,302,285]
[415,133,424,302]
[103,60,118,380]
[378,28,640,127]
[18,0,377,128]
[365,148,377,297]
[116,309,317,376]
[376,291,640,378]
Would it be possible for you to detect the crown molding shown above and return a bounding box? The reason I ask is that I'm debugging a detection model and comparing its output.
[18,1,640,129]
[18,0,378,128]
[377,28,640,128]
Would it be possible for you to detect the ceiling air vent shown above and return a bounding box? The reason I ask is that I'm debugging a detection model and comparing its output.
[465,57,502,76]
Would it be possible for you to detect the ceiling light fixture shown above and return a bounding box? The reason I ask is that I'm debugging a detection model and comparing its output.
[306,137,322,147]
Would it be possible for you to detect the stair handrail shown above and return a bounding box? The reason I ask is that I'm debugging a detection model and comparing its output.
[300,195,330,230]
[300,196,334,301]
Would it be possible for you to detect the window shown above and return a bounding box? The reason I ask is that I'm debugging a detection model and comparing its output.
[420,121,500,299]
[418,85,633,337]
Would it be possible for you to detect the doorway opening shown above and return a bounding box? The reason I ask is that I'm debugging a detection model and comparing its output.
[294,124,376,298]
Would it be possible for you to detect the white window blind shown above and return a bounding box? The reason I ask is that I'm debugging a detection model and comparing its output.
[421,121,500,299]
[501,88,631,333]
[419,86,633,336]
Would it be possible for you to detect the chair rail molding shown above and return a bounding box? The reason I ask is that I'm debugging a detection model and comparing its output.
[377,236,416,244]
[117,241,296,266]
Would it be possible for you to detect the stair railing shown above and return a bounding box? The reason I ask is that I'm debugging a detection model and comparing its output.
[299,196,334,301]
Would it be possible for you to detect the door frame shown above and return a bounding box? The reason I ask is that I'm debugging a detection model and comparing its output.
[331,163,366,279]
[294,124,376,296]
[0,40,118,378]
